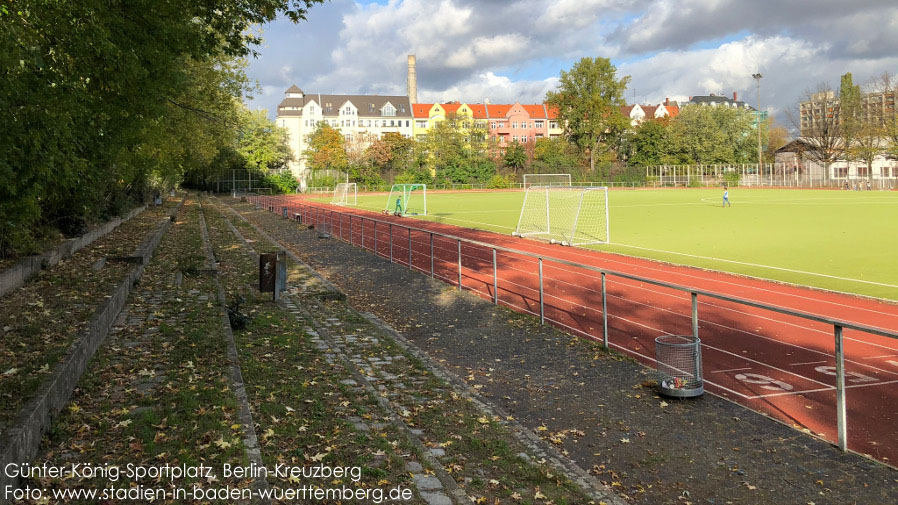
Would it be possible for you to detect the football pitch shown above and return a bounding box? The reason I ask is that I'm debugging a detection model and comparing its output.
[323,188,898,301]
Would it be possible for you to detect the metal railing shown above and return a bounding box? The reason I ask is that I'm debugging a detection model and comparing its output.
[246,193,898,455]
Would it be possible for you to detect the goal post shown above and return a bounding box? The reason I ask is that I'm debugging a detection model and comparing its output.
[331,182,357,205]
[522,173,572,188]
[385,184,427,216]
[512,186,609,246]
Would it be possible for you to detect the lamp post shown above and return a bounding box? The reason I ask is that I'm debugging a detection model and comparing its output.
[752,73,763,185]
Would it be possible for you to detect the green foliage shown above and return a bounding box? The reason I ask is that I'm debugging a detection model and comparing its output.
[546,57,631,171]
[0,0,325,257]
[628,119,671,166]
[723,170,741,187]
[531,137,583,174]
[262,172,299,193]
[486,174,514,189]
[394,167,433,185]
[665,105,762,164]
[237,107,293,172]
[503,141,528,172]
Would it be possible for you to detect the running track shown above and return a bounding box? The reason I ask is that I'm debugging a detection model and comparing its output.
[251,194,898,466]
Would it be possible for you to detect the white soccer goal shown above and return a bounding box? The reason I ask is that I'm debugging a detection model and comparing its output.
[512,186,609,246]
[385,184,427,216]
[522,173,572,188]
[331,182,358,205]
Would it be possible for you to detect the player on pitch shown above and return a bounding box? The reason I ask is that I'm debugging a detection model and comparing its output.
[394,196,403,216]
[722,187,731,207]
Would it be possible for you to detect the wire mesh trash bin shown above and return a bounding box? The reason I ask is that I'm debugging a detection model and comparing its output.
[655,335,704,398]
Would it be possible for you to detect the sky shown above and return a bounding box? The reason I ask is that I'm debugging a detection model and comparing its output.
[244,0,898,127]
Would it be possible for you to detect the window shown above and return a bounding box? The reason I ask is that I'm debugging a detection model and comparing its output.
[416,120,427,128]
[535,133,544,139]
[490,122,496,129]
[882,166,892,178]
[549,121,558,129]
[382,104,396,116]
[325,103,332,113]
[535,120,543,128]
[369,104,375,113]
[406,120,410,127]
[512,122,517,129]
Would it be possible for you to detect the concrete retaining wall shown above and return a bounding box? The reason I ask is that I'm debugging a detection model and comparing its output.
[0,197,185,494]
[0,205,147,298]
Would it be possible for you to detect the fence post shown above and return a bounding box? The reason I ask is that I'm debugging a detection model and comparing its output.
[430,233,434,278]
[834,324,848,451]
[408,228,412,269]
[691,292,699,340]
[457,240,462,290]
[492,249,498,304]
[601,272,608,349]
[539,258,544,324]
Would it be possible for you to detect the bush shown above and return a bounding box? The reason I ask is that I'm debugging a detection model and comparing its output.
[486,174,514,189]
[263,171,299,193]
[723,171,741,187]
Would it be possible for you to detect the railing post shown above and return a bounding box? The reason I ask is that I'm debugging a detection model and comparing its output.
[539,258,544,324]
[457,239,462,290]
[601,272,608,349]
[361,216,365,249]
[390,224,393,262]
[408,228,412,269]
[349,215,353,246]
[492,249,498,304]
[834,324,848,452]
[430,233,434,278]
[374,221,378,256]
[691,292,699,340]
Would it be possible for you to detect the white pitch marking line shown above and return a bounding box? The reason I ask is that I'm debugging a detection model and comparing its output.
[789,360,829,366]
[711,367,753,373]
[864,354,898,359]
[746,378,898,399]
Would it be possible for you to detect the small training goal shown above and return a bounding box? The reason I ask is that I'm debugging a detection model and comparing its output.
[331,182,357,205]
[522,173,572,188]
[385,184,426,216]
[512,186,609,246]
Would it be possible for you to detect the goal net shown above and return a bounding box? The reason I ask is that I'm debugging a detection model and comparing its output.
[522,173,572,188]
[513,186,609,246]
[331,182,357,205]
[385,184,427,216]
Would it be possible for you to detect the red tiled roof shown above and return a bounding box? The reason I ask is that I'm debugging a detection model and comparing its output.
[521,104,547,118]
[413,103,433,118]
[442,103,462,115]
[666,104,679,118]
[621,105,635,116]
[468,103,488,118]
[642,105,658,118]
[546,106,559,119]
[487,104,513,117]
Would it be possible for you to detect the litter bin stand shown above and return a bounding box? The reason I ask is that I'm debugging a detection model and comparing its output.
[655,335,704,398]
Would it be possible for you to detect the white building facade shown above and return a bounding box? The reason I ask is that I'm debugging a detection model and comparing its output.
[276,85,414,188]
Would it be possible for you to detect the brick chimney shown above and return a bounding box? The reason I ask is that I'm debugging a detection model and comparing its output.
[733,91,738,101]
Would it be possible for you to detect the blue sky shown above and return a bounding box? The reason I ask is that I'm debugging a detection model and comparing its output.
[244,0,898,126]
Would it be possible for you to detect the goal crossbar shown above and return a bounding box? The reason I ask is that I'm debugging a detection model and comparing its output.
[522,173,572,188]
[513,186,609,246]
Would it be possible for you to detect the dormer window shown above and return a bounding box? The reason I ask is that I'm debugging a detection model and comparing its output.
[382,104,396,117]
[325,102,333,113]
[368,103,375,113]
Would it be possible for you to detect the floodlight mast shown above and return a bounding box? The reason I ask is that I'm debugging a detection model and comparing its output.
[752,73,763,184]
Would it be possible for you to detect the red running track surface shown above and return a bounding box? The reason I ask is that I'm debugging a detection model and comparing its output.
[256,194,898,466]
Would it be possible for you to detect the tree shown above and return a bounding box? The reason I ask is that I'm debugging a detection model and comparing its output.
[874,73,898,156]
[764,123,790,162]
[236,107,292,172]
[545,57,631,172]
[503,141,528,174]
[628,119,671,166]
[304,123,348,183]
[532,137,584,175]
[665,105,759,164]
[788,83,846,182]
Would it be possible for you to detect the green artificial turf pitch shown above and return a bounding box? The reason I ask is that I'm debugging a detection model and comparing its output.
[323,188,898,301]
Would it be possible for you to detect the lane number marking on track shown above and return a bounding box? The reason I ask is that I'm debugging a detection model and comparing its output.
[814,366,878,383]
[734,373,794,392]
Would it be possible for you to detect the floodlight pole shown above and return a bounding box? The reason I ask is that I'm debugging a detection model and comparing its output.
[752,73,763,185]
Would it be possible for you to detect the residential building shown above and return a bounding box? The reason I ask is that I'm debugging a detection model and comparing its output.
[276,86,413,186]
[621,99,680,126]
[800,89,897,136]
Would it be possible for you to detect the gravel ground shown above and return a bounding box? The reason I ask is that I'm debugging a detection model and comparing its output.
[232,199,898,505]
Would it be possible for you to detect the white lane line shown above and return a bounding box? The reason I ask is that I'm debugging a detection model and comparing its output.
[600,243,898,289]
[711,367,753,373]
[790,360,830,366]
[864,354,898,359]
[746,378,898,399]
